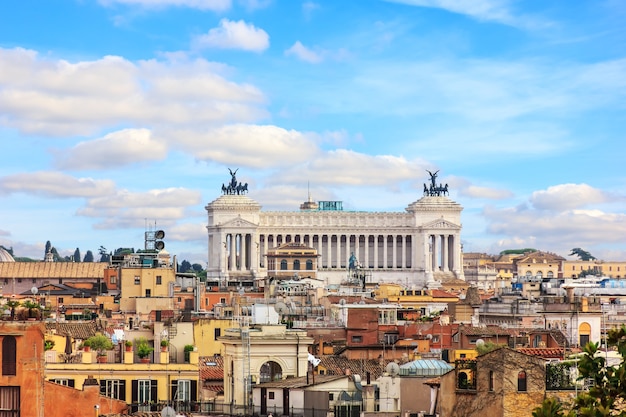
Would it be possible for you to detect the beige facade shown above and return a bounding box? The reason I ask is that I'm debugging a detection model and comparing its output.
[206,192,464,288]
[219,324,314,414]
[118,263,176,314]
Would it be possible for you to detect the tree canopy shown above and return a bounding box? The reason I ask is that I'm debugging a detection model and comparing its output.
[570,247,597,261]
[499,248,537,255]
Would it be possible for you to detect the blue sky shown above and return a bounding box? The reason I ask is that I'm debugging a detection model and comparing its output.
[0,0,625,265]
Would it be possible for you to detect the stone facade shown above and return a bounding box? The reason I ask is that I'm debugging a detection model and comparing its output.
[206,192,464,288]
[440,347,546,417]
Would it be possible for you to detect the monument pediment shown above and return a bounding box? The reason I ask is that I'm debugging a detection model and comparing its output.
[222,216,258,228]
[421,218,460,230]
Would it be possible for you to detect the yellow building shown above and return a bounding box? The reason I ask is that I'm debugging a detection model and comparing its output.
[117,251,177,315]
[193,317,236,357]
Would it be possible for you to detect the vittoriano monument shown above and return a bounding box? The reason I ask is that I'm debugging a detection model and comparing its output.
[221,168,249,195]
[423,169,449,196]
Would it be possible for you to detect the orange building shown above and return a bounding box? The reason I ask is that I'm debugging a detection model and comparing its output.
[0,320,126,416]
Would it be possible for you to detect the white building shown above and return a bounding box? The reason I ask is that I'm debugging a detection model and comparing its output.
[206,172,464,288]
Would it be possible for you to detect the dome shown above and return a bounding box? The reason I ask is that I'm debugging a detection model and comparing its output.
[0,247,15,262]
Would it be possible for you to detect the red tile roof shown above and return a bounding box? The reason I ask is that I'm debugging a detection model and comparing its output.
[515,347,564,359]
[199,355,224,381]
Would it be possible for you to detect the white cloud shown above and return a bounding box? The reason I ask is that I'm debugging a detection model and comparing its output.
[384,0,550,29]
[285,41,323,64]
[54,128,168,170]
[169,124,321,168]
[459,185,513,200]
[530,184,610,211]
[0,172,116,198]
[98,0,231,11]
[192,19,270,52]
[268,149,430,188]
[78,187,202,229]
[0,48,267,136]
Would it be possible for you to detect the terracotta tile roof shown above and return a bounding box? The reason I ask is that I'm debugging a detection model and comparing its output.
[0,262,108,279]
[515,347,564,359]
[46,322,98,339]
[199,356,224,381]
[318,355,388,380]
[428,289,458,298]
[204,384,224,394]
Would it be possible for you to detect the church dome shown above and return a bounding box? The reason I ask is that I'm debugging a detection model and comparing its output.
[0,247,15,262]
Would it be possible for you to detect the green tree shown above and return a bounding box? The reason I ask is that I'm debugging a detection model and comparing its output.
[98,246,110,262]
[73,248,81,262]
[83,250,94,262]
[532,397,573,417]
[569,247,597,261]
[179,260,192,273]
[476,341,507,355]
[44,240,52,258]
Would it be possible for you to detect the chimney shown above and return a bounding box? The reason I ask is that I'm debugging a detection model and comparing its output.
[345,368,351,376]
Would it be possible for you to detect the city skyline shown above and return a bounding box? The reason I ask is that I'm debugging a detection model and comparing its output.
[0,0,624,264]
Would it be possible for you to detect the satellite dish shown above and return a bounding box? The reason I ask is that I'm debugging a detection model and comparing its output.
[161,406,176,417]
[426,334,433,340]
[476,339,485,346]
[386,362,400,376]
[31,287,38,295]
[274,302,288,315]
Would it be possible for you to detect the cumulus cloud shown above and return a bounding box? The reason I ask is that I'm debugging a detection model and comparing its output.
[98,0,231,11]
[54,128,168,170]
[0,172,116,198]
[530,183,611,210]
[267,149,431,188]
[169,124,321,168]
[192,19,270,52]
[0,48,267,136]
[285,41,323,64]
[78,187,202,229]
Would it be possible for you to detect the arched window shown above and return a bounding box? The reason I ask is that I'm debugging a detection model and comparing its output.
[260,361,283,383]
[547,271,554,278]
[517,371,527,392]
[525,271,532,278]
[280,260,287,270]
[2,336,17,375]
[306,260,313,270]
[293,260,300,270]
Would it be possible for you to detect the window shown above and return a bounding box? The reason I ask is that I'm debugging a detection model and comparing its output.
[489,371,494,391]
[220,298,226,304]
[110,275,117,284]
[156,275,162,285]
[134,276,140,285]
[518,371,527,392]
[0,386,19,416]
[58,279,62,284]
[2,336,16,376]
[100,379,126,400]
[32,279,36,283]
[329,393,334,401]
[174,380,191,402]
[306,260,313,270]
[293,260,300,270]
[58,297,64,304]
[133,379,157,412]
[269,392,275,400]
[145,289,151,297]
[51,378,75,387]
[280,260,288,270]
[351,335,363,343]
[533,335,542,347]
[214,328,221,340]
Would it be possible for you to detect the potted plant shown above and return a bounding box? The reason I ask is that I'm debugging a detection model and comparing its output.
[22,300,41,320]
[80,340,91,352]
[160,339,169,351]
[124,340,133,352]
[5,299,20,320]
[135,337,154,363]
[85,333,113,363]
[44,339,55,351]
[184,344,194,362]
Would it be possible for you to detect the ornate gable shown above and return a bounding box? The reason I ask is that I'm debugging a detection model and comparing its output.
[221,216,258,228]
[421,218,460,230]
